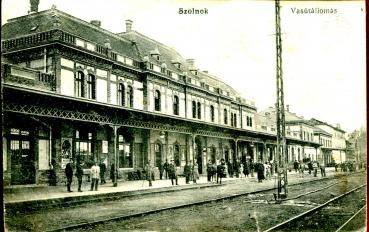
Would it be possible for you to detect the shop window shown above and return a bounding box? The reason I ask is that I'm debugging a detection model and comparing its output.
[154,90,161,111]
[118,83,125,106]
[173,95,179,115]
[75,71,84,97]
[87,74,96,100]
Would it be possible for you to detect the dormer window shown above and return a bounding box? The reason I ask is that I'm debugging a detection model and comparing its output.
[150,46,160,61]
[161,63,167,74]
[171,59,182,69]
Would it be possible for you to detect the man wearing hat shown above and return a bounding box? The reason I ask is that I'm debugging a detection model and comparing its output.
[168,159,178,185]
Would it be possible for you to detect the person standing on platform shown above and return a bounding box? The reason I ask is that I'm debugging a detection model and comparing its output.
[184,162,191,184]
[159,162,164,180]
[193,161,199,184]
[169,159,178,185]
[99,161,106,184]
[299,160,304,178]
[257,161,265,183]
[145,160,154,187]
[244,161,250,178]
[207,160,213,182]
[110,164,116,184]
[294,160,299,173]
[75,162,84,192]
[250,160,255,177]
[163,159,169,179]
[65,161,74,192]
[308,161,313,175]
[90,162,100,191]
[320,162,326,177]
[313,161,319,177]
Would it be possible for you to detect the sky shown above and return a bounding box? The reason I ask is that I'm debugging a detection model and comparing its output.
[1,0,366,134]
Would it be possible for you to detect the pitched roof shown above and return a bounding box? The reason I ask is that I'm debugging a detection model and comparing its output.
[2,8,140,60]
[259,107,304,121]
[118,30,244,101]
[309,118,345,133]
[313,127,332,137]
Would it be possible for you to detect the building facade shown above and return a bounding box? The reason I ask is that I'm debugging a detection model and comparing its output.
[2,5,342,186]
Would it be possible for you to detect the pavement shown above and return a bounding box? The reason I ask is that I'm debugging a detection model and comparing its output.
[4,167,339,206]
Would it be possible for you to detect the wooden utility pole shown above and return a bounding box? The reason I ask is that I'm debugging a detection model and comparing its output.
[275,0,288,201]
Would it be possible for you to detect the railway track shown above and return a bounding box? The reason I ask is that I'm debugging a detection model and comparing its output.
[45,173,362,232]
[263,184,366,232]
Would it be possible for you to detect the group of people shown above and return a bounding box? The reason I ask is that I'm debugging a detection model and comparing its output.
[293,160,326,178]
[65,157,332,193]
[183,161,199,184]
[206,158,227,184]
[64,160,107,192]
[145,159,179,187]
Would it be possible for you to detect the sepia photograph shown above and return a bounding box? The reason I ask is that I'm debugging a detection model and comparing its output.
[2,0,366,231]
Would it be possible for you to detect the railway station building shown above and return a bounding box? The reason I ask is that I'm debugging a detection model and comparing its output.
[2,4,341,186]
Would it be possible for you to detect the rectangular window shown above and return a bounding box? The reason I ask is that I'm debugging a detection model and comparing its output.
[125,58,133,66]
[76,38,85,47]
[38,139,50,170]
[119,141,132,168]
[75,141,93,167]
[86,42,95,51]
[117,55,125,63]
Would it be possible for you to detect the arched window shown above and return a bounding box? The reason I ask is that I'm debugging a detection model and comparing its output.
[224,109,228,125]
[154,90,161,111]
[86,74,96,99]
[154,143,162,167]
[118,83,125,106]
[197,102,201,119]
[174,144,180,166]
[127,86,133,107]
[173,95,179,115]
[211,146,216,164]
[210,105,215,122]
[192,101,196,118]
[75,71,84,97]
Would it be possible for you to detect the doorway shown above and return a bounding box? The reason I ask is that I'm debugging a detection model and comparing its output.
[9,128,35,185]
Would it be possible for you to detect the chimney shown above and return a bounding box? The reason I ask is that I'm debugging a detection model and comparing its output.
[125,19,133,32]
[29,0,40,13]
[90,20,101,27]
[336,123,341,129]
[203,70,208,73]
[186,59,195,67]
[286,104,290,112]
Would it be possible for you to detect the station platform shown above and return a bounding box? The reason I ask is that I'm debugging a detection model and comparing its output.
[4,167,340,212]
